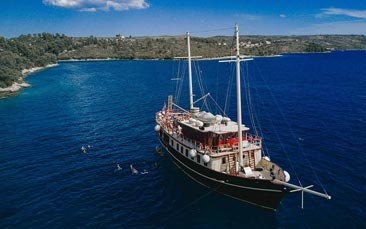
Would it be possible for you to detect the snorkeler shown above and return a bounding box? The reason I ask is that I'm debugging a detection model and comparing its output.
[141,169,149,175]
[130,164,139,174]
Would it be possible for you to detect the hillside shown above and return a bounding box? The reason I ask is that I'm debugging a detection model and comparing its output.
[1,33,366,89]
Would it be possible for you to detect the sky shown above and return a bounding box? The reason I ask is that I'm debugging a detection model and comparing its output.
[0,0,365,37]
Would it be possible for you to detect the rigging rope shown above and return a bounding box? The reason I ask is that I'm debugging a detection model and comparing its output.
[223,63,235,115]
[174,60,181,103]
[193,60,211,112]
[208,94,227,117]
[240,61,271,158]
[174,60,186,106]
[253,62,329,193]
[223,34,237,116]
[242,62,259,136]
[247,65,271,157]
[253,63,303,187]
[188,26,234,36]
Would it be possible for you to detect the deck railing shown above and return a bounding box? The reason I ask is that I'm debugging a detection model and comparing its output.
[156,110,263,156]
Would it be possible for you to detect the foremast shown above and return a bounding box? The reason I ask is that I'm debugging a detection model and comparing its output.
[234,24,244,167]
[187,32,194,111]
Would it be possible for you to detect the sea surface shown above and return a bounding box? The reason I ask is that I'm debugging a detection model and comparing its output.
[0,51,365,228]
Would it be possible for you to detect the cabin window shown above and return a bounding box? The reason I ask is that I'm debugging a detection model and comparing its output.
[176,143,179,150]
[222,157,226,164]
[185,149,188,157]
[170,139,173,146]
[180,146,183,153]
[197,155,201,164]
[204,162,208,166]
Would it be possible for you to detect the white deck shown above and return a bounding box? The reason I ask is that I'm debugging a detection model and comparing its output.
[180,119,249,134]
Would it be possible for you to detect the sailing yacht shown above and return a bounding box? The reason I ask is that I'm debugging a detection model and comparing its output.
[155,25,331,210]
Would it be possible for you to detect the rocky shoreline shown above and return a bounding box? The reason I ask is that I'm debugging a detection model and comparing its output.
[0,64,58,99]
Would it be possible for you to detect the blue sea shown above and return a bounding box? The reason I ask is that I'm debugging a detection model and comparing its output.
[0,51,365,228]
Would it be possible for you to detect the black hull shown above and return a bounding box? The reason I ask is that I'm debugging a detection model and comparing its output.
[159,137,288,210]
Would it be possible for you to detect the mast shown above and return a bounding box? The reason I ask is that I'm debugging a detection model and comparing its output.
[187,32,194,110]
[235,24,244,167]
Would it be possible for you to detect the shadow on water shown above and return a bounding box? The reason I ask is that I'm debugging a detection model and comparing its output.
[149,148,279,228]
[162,193,279,228]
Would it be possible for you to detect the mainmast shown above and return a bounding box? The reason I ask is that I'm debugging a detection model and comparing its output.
[235,24,244,167]
[218,25,250,168]
[187,32,194,110]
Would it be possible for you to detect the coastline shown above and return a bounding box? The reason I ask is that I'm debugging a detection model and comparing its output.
[58,58,119,62]
[58,55,284,63]
[1,50,362,99]
[58,57,162,62]
[0,63,58,99]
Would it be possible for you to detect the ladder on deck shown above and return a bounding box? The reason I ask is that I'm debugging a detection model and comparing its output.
[248,151,255,170]
[228,154,237,175]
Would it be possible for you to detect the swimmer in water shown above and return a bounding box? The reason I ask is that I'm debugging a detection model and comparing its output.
[130,164,138,174]
[87,144,92,149]
[141,169,149,175]
[156,146,161,153]
[116,163,122,171]
[81,146,86,153]
[153,162,158,168]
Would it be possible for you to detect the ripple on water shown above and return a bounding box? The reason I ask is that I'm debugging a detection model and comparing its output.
[1,55,366,227]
